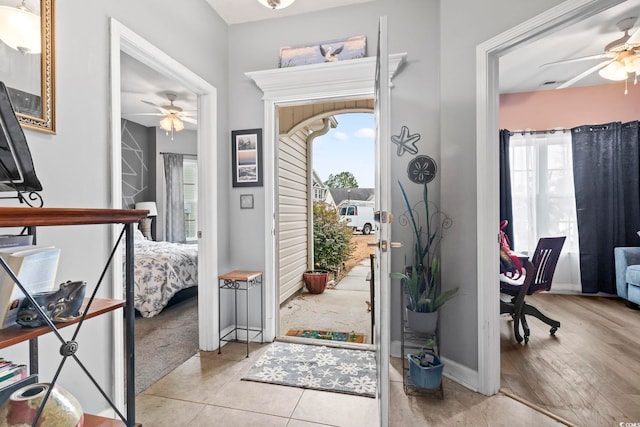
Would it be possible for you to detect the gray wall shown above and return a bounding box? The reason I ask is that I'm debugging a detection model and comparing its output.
[121,119,155,209]
[3,0,228,415]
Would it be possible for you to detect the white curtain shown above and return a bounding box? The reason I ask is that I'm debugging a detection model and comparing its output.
[509,130,581,292]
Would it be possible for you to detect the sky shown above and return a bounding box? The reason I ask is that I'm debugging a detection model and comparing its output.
[313,113,375,188]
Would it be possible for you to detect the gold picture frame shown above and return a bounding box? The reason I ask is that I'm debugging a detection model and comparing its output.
[0,0,56,133]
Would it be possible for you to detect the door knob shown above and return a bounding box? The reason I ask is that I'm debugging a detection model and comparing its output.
[367,240,403,252]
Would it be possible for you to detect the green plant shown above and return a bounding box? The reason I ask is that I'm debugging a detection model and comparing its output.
[390,179,458,313]
[312,201,355,272]
[415,338,438,367]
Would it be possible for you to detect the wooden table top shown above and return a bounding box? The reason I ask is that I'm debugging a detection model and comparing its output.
[218,270,263,281]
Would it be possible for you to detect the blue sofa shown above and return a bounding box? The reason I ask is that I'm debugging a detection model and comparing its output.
[614,247,640,306]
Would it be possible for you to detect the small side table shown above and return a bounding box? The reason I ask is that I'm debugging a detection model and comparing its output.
[218,270,264,357]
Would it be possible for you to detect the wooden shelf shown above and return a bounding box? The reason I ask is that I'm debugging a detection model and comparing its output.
[0,298,125,349]
[84,414,141,426]
[0,207,147,227]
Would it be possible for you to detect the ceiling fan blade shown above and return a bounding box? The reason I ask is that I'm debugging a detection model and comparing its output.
[141,100,171,114]
[141,100,161,107]
[181,116,197,124]
[541,53,613,67]
[125,113,164,117]
[556,59,615,89]
[627,25,640,45]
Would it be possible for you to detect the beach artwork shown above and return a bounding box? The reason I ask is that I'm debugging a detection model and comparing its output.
[279,35,366,68]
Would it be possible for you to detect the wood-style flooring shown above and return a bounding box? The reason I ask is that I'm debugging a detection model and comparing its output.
[500,293,640,426]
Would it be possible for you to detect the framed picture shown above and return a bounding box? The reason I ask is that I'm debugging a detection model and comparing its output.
[240,194,254,209]
[232,128,263,187]
[279,35,366,68]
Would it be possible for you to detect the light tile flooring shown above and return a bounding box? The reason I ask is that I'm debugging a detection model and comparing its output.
[135,341,566,427]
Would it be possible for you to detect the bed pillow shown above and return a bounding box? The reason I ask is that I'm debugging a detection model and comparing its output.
[134,228,146,242]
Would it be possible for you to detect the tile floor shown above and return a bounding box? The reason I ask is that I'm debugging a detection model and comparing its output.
[135,341,567,427]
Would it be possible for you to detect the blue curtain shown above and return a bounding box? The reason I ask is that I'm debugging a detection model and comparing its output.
[163,153,186,243]
[571,121,640,293]
[499,129,514,248]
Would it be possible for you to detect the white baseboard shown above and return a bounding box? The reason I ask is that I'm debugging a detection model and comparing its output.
[440,354,479,392]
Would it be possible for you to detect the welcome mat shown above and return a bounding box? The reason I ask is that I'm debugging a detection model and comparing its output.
[242,341,377,398]
[285,328,366,343]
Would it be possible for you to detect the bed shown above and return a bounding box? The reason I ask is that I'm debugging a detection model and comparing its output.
[132,229,198,318]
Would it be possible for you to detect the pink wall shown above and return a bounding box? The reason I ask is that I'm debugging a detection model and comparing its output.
[499,81,640,130]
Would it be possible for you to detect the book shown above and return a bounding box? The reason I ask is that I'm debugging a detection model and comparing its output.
[0,235,33,249]
[0,246,60,329]
[0,364,26,388]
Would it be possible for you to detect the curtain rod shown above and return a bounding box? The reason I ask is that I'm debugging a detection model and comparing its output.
[159,152,197,157]
[508,128,571,136]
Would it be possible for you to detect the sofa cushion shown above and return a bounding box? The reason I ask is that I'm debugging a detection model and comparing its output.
[627,265,640,286]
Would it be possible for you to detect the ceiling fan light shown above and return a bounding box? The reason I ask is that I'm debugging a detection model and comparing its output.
[159,115,184,133]
[598,61,628,81]
[256,0,296,10]
[0,2,41,54]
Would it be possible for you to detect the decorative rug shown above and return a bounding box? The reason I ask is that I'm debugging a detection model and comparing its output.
[285,328,366,343]
[242,341,377,398]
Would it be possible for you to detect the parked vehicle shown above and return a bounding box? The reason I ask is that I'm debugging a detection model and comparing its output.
[339,204,375,235]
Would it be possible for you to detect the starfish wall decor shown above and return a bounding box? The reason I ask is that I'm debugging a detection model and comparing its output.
[391,125,421,156]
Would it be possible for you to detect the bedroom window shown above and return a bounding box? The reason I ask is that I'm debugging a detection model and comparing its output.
[509,130,581,289]
[183,158,198,242]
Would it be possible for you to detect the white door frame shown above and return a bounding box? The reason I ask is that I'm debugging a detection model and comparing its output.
[109,19,218,411]
[246,54,406,343]
[475,0,625,395]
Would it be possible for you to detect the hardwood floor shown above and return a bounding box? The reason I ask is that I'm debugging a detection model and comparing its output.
[500,293,640,426]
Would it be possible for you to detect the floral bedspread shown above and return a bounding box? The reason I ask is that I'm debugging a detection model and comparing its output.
[133,239,198,318]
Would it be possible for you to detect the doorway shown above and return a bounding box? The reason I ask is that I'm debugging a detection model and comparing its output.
[475,0,625,396]
[109,18,218,410]
[277,110,376,346]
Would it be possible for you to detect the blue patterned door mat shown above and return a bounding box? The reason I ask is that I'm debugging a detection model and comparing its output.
[241,341,377,398]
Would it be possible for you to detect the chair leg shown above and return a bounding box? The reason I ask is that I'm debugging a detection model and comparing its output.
[520,313,530,343]
[512,312,523,343]
[523,303,560,334]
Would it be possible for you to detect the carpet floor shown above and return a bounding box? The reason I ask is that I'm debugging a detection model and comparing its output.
[242,341,377,397]
[134,295,198,395]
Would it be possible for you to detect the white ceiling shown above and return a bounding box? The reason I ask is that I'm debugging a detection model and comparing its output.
[500,0,640,93]
[121,0,640,131]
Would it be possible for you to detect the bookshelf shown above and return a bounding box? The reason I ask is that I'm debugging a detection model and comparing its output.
[0,207,147,427]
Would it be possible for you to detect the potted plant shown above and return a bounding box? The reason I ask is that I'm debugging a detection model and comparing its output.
[303,202,354,294]
[390,179,458,334]
[407,339,444,389]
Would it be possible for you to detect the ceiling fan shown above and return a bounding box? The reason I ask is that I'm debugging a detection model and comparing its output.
[543,16,640,92]
[137,92,197,138]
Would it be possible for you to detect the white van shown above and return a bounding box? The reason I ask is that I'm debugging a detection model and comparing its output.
[339,204,375,235]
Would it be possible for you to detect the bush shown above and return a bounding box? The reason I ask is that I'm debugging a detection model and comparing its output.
[313,202,355,272]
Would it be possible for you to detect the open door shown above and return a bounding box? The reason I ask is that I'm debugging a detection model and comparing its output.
[374,15,392,427]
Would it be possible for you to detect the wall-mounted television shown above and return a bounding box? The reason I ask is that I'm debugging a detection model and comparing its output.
[0,81,42,194]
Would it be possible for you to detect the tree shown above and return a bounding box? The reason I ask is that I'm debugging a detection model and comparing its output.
[324,171,358,188]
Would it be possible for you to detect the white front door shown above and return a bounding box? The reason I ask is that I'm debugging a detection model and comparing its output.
[374,16,391,427]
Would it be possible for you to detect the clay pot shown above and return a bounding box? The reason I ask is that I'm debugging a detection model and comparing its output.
[0,382,84,427]
[302,270,329,294]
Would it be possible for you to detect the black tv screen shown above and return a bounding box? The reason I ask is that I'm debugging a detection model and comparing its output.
[0,81,42,192]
